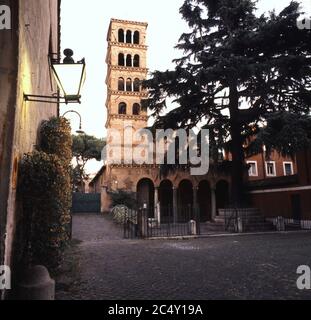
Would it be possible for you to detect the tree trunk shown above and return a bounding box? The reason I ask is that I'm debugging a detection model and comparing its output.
[229,83,246,207]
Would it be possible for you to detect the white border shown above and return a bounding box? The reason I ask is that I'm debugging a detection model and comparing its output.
[265,161,276,177]
[247,160,258,177]
[283,161,293,176]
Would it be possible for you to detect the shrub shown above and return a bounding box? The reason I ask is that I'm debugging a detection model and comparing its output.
[111,205,137,225]
[18,151,71,271]
[17,117,72,273]
[109,189,137,209]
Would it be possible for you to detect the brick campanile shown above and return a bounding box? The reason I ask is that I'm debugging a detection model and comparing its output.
[105,18,149,147]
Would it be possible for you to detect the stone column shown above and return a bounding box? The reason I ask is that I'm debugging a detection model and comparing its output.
[193,186,198,219]
[101,186,111,213]
[154,187,160,225]
[173,187,178,224]
[211,186,217,221]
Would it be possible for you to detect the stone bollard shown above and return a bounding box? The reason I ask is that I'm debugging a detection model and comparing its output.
[237,216,244,233]
[139,211,148,238]
[17,265,55,300]
[189,220,197,235]
[276,216,285,232]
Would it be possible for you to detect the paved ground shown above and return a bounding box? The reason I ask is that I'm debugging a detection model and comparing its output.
[56,213,311,300]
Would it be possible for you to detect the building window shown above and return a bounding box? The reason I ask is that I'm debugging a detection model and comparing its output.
[126,54,132,67]
[133,54,140,67]
[118,102,127,115]
[247,161,258,177]
[118,53,125,66]
[283,162,293,176]
[118,29,125,43]
[118,77,125,91]
[126,78,132,92]
[133,103,140,115]
[266,161,276,177]
[133,78,140,92]
[126,30,132,44]
[134,31,140,44]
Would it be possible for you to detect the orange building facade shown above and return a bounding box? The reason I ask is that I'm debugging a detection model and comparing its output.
[248,150,311,221]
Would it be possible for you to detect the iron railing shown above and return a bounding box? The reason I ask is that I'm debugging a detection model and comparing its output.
[123,205,201,239]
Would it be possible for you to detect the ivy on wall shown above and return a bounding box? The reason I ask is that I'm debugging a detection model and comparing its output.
[40,117,72,165]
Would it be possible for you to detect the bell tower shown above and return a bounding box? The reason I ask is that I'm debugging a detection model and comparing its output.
[106,19,149,135]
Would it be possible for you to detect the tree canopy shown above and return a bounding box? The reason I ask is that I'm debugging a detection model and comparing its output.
[72,134,105,191]
[142,0,311,205]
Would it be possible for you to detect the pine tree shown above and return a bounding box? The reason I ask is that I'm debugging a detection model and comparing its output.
[142,0,311,206]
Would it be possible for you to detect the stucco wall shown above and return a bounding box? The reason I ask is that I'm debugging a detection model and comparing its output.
[0,0,19,271]
[0,0,60,279]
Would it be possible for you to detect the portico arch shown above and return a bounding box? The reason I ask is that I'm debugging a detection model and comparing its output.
[178,179,193,222]
[159,180,173,223]
[137,178,155,218]
[216,180,230,213]
[198,180,212,222]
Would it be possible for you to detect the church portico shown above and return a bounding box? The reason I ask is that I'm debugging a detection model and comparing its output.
[103,162,229,225]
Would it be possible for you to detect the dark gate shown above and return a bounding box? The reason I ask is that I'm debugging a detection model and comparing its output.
[72,193,101,213]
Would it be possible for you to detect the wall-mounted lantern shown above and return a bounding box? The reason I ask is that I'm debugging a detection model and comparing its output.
[24,49,86,104]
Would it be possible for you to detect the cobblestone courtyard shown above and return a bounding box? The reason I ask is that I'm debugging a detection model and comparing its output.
[56,214,311,300]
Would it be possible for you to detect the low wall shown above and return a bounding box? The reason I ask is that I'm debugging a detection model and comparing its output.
[249,189,311,220]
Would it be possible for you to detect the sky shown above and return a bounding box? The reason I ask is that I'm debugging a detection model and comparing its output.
[60,0,311,174]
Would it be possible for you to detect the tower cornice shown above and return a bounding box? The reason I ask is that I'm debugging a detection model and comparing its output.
[108,65,149,73]
[110,18,148,27]
[108,114,148,121]
[108,41,148,50]
[108,90,149,98]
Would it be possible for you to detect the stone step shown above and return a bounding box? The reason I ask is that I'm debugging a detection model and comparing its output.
[285,223,302,231]
[215,216,266,223]
[200,222,225,232]
[245,223,275,232]
[218,212,262,218]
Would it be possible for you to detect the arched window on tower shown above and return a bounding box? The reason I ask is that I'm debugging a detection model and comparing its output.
[133,55,140,68]
[126,30,132,43]
[133,103,140,115]
[118,53,125,66]
[133,78,140,92]
[133,31,140,44]
[118,102,127,115]
[118,77,125,91]
[126,54,132,67]
[118,29,125,43]
[126,78,132,92]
